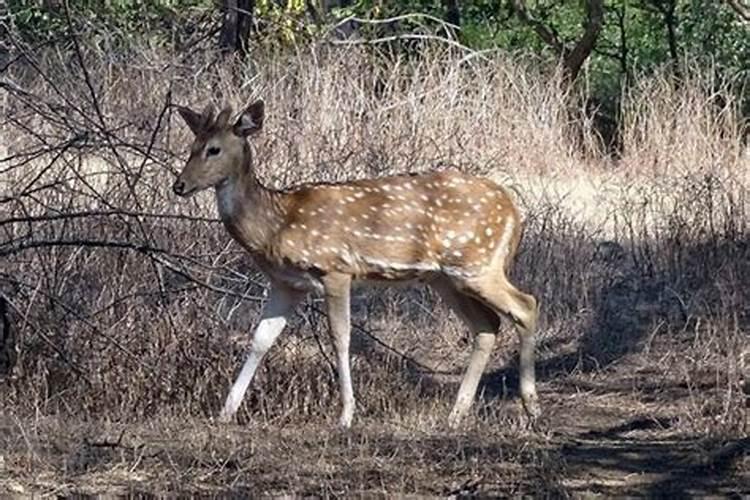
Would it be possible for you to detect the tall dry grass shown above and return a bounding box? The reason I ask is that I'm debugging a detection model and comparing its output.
[0,34,747,442]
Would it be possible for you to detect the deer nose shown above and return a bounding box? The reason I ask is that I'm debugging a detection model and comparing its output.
[172,179,186,196]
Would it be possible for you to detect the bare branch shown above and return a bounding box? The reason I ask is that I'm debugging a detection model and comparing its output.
[511,0,604,82]
[565,0,604,81]
[0,238,264,303]
[725,0,750,21]
[509,0,564,54]
[0,210,220,227]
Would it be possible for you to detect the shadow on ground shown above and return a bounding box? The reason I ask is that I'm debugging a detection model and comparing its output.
[474,232,749,400]
[50,419,748,499]
[561,418,749,497]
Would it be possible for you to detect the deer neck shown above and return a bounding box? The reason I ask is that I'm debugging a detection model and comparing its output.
[215,155,285,254]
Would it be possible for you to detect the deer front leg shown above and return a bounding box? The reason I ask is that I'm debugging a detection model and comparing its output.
[219,285,302,423]
[322,273,355,428]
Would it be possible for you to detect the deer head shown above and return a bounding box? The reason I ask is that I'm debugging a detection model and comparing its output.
[172,101,265,197]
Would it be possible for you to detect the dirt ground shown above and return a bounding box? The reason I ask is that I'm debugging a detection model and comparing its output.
[1,347,747,498]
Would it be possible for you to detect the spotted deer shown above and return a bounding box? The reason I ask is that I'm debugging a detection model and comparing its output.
[172,101,540,428]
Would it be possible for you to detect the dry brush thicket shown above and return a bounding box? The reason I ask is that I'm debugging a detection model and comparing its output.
[0,37,747,443]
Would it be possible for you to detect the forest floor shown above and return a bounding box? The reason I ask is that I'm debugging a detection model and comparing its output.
[2,338,747,498]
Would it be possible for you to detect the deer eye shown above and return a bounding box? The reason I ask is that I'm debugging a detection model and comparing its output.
[206,146,221,157]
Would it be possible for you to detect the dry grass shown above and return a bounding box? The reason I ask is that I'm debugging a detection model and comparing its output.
[0,33,748,497]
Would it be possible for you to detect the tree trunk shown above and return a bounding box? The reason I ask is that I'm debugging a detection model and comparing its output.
[0,0,9,71]
[662,2,680,76]
[306,0,323,26]
[643,0,680,76]
[0,296,17,379]
[615,1,630,81]
[511,0,604,83]
[444,0,461,27]
[321,0,353,10]
[219,0,255,57]
[440,0,461,40]
[561,0,604,82]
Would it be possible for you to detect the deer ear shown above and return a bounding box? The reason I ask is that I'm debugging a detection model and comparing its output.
[202,104,216,124]
[215,106,233,129]
[233,100,264,137]
[176,105,207,135]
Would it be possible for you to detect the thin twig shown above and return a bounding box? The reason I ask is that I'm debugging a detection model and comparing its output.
[0,209,220,227]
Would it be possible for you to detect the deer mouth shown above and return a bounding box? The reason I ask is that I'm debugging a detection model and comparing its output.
[172,179,199,197]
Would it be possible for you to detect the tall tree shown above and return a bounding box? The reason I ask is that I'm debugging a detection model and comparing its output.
[644,0,680,75]
[0,296,16,379]
[444,0,461,27]
[219,0,255,57]
[0,0,9,70]
[510,0,605,82]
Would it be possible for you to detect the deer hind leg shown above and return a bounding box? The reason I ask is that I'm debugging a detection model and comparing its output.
[219,284,303,423]
[432,279,501,428]
[469,277,540,422]
[322,272,355,429]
